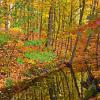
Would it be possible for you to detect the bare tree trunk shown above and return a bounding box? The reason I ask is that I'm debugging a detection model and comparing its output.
[65,1,82,98]
[39,0,43,41]
[68,34,81,100]
[92,0,97,15]
[0,0,2,30]
[60,69,71,100]
[96,33,100,68]
[46,4,53,47]
[62,7,65,33]
[52,6,56,49]
[27,4,30,40]
[69,3,73,26]
[39,10,43,40]
[4,0,9,31]
[79,0,86,25]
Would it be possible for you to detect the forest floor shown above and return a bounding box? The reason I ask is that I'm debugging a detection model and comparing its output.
[0,30,60,89]
[0,18,100,100]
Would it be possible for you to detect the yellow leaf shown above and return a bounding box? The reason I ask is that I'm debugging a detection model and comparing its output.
[24,59,36,65]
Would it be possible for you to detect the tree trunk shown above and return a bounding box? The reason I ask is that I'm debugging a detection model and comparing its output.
[79,0,86,25]
[46,5,53,47]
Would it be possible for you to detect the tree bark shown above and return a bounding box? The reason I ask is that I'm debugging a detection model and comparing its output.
[46,4,53,47]
[79,0,86,25]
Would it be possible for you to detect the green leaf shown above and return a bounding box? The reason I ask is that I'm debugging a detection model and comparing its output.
[86,28,94,37]
[17,57,24,65]
[87,14,96,21]
[33,28,39,33]
[84,82,97,100]
[24,40,44,46]
[5,77,14,88]
[24,51,56,63]
[0,33,11,46]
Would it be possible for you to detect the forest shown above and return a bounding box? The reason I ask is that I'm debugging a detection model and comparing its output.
[0,0,100,100]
